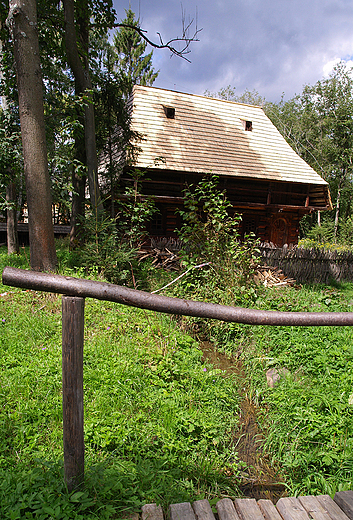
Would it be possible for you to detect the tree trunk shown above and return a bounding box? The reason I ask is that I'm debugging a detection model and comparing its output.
[334,187,341,243]
[6,180,19,254]
[63,0,103,215]
[6,0,57,271]
[70,164,86,248]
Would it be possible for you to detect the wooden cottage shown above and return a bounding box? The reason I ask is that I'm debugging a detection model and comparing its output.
[122,85,332,247]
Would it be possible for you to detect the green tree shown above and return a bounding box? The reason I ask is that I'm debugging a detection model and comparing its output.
[267,63,353,241]
[205,85,266,106]
[3,0,198,259]
[113,8,159,97]
[0,18,21,254]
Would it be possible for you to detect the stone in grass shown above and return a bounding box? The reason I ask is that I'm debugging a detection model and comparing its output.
[266,367,290,388]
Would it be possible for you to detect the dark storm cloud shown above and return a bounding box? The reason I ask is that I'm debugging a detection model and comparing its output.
[113,0,353,102]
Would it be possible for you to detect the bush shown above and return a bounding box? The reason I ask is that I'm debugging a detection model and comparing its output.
[339,216,353,246]
[175,175,261,306]
[306,222,335,244]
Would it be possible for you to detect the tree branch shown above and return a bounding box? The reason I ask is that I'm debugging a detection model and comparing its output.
[114,8,201,63]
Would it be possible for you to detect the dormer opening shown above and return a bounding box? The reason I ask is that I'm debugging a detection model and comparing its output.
[242,120,252,131]
[163,106,175,119]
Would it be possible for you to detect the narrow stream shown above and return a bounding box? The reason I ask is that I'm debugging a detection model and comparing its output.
[200,342,286,501]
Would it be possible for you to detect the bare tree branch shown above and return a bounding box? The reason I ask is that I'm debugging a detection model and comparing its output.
[114,7,201,63]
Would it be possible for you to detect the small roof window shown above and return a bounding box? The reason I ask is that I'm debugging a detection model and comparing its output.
[242,120,253,131]
[163,106,175,119]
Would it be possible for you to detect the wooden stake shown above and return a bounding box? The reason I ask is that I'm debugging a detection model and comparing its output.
[62,296,85,491]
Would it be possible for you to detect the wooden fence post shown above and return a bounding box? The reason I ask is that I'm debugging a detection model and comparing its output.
[62,296,85,491]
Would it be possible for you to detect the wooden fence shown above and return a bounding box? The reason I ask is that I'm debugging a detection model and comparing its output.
[260,244,353,284]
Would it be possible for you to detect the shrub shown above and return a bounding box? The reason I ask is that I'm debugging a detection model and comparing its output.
[175,175,261,306]
[69,170,157,287]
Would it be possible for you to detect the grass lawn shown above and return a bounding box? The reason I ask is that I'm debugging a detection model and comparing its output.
[237,283,353,497]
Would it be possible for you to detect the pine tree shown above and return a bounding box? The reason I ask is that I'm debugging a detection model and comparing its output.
[113,9,159,96]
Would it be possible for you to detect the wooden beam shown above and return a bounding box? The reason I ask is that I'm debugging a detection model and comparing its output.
[62,296,85,491]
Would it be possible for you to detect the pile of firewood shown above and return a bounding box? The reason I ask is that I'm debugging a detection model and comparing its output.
[137,246,180,270]
[137,240,297,285]
[254,265,296,287]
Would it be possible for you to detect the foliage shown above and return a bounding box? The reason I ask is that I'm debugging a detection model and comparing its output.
[266,62,353,239]
[69,170,157,286]
[94,38,142,218]
[115,169,158,247]
[0,246,241,518]
[338,216,353,247]
[113,8,159,97]
[175,175,261,306]
[204,85,266,106]
[306,222,335,244]
[0,108,23,213]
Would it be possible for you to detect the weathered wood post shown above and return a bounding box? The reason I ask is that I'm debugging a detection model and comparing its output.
[62,296,85,491]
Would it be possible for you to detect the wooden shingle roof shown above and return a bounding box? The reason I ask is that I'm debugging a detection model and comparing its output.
[130,85,328,187]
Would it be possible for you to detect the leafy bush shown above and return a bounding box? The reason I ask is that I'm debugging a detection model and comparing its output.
[339,216,353,246]
[306,222,335,244]
[176,175,261,306]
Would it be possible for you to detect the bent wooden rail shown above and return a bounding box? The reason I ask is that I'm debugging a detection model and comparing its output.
[4,266,353,326]
[3,266,353,491]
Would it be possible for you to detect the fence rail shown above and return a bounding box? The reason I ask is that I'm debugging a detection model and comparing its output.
[3,266,353,491]
[4,266,353,326]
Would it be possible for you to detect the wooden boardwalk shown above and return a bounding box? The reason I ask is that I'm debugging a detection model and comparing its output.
[141,491,353,520]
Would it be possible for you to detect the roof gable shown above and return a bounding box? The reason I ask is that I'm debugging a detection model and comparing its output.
[130,85,328,187]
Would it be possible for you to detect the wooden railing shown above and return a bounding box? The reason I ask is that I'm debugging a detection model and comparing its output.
[3,266,353,491]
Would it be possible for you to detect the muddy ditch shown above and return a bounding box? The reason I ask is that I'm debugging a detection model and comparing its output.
[200,341,286,502]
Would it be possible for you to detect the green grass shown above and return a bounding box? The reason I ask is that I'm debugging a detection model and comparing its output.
[3,243,353,515]
[0,247,241,519]
[238,283,353,497]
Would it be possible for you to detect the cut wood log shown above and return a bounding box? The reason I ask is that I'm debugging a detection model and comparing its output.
[316,494,351,520]
[216,498,241,520]
[276,497,311,520]
[298,496,332,520]
[234,498,265,520]
[334,491,353,520]
[258,499,283,520]
[142,504,164,520]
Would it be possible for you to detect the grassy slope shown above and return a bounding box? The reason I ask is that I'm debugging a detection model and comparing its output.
[0,248,240,519]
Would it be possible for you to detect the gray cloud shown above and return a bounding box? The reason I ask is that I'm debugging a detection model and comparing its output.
[113,0,353,102]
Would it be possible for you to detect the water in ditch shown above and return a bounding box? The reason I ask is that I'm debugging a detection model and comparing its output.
[200,341,286,501]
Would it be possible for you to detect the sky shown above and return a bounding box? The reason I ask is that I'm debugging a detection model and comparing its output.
[112,0,353,103]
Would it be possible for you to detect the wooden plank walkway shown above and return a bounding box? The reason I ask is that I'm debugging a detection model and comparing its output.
[141,491,353,520]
